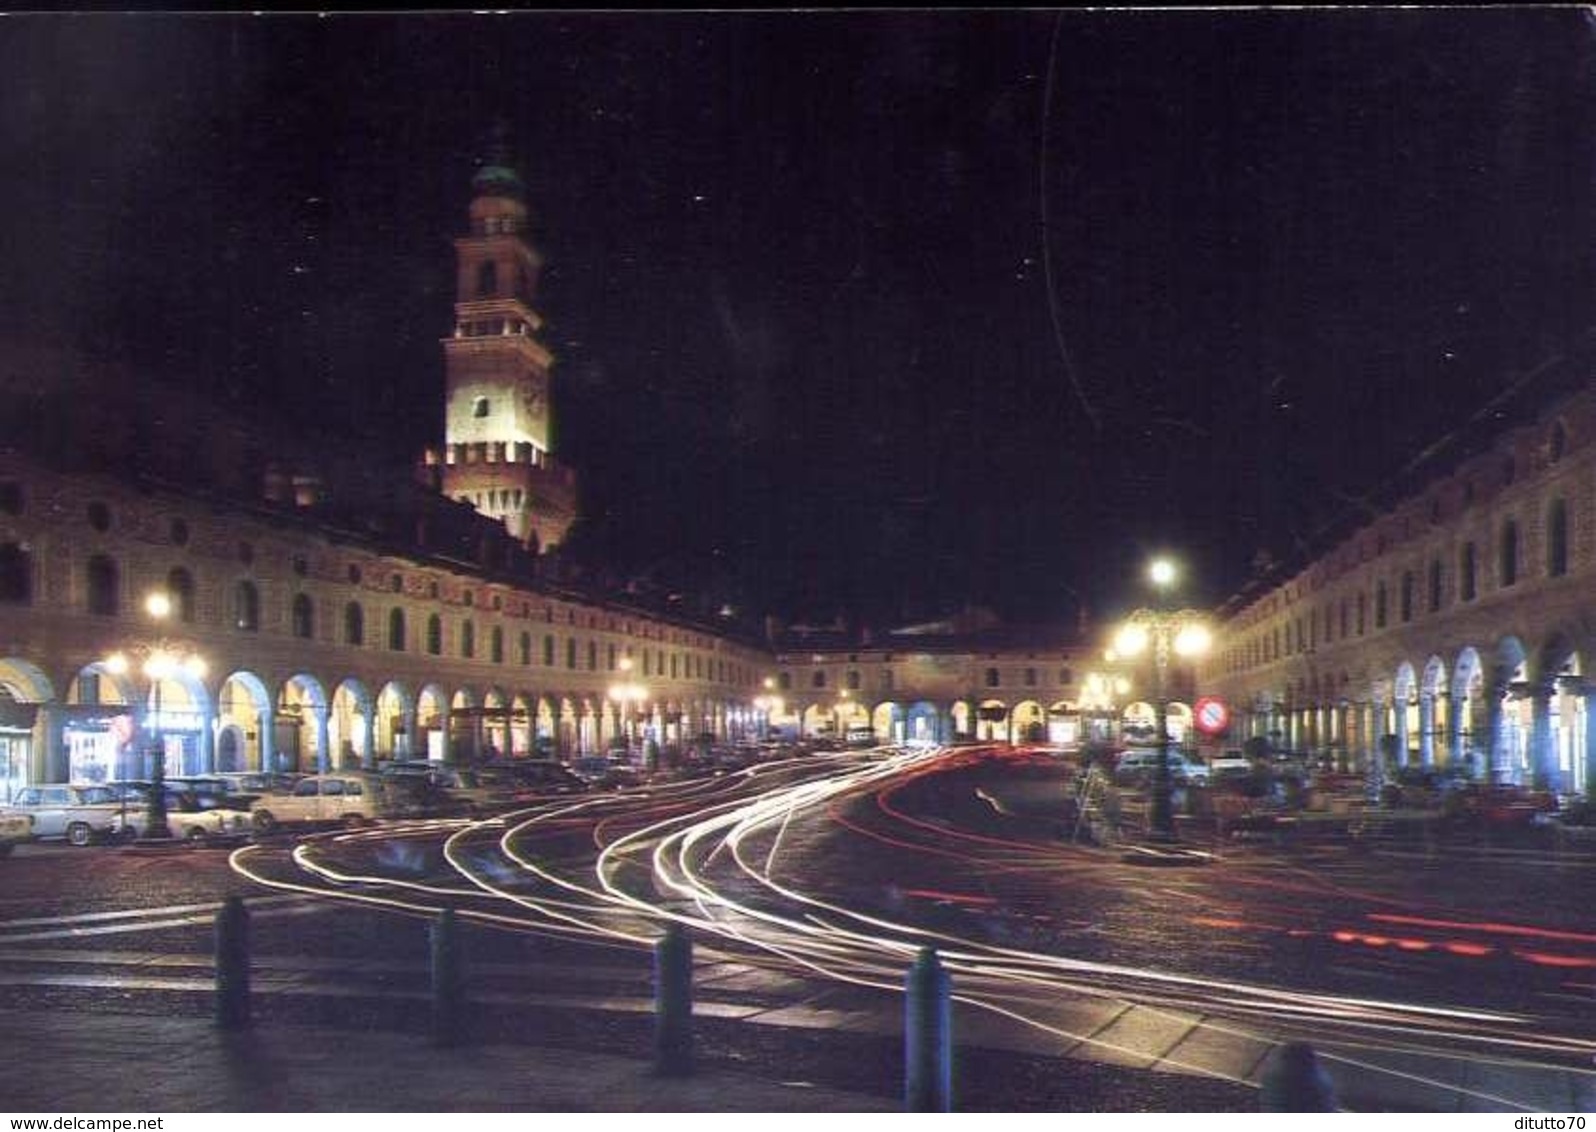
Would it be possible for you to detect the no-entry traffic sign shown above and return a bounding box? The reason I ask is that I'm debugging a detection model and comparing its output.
[1193,696,1230,735]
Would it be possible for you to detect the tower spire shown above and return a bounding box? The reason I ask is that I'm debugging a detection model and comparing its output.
[419,131,577,554]
[472,118,525,203]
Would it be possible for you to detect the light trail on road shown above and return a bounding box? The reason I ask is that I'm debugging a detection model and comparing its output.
[228,745,1596,1110]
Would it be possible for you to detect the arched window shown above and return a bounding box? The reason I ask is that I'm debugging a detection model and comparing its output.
[167,568,196,623]
[1548,498,1570,578]
[461,619,475,659]
[519,631,531,666]
[291,593,314,639]
[233,580,259,632]
[1400,571,1415,623]
[847,669,861,690]
[1375,582,1388,629]
[427,614,443,656]
[811,670,826,690]
[1461,542,1478,601]
[87,555,119,616]
[0,543,31,604]
[1501,518,1520,586]
[388,608,406,652]
[477,260,498,298]
[542,635,554,666]
[1428,558,1443,613]
[344,602,364,646]
[985,668,1000,688]
[491,626,504,664]
[566,638,577,669]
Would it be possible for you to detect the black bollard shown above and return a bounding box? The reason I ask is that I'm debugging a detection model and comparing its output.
[654,922,694,1076]
[431,907,465,1047]
[904,946,952,1112]
[1260,1041,1338,1111]
[214,895,251,1030]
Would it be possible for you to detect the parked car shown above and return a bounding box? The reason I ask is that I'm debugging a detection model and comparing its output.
[167,776,264,811]
[570,755,644,789]
[380,762,523,815]
[483,761,589,799]
[249,773,391,833]
[1207,757,1256,784]
[1443,782,1557,828]
[0,810,31,854]
[214,771,305,796]
[1,785,127,846]
[110,794,253,842]
[1113,749,1208,786]
[1380,766,1465,809]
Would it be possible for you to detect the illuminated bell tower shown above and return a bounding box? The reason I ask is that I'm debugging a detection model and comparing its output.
[423,133,576,552]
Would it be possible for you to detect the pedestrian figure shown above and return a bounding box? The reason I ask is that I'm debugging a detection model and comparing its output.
[1260,1042,1338,1111]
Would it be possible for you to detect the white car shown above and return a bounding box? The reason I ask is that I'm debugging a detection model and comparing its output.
[1113,749,1209,785]
[1,785,127,846]
[249,773,390,833]
[110,799,253,843]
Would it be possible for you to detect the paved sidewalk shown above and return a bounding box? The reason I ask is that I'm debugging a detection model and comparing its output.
[1,1000,1588,1112]
[0,1011,897,1113]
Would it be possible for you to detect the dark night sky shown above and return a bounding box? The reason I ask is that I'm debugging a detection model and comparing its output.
[3,9,1595,631]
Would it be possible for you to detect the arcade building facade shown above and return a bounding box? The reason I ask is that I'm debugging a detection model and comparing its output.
[1202,343,1596,796]
[0,145,1127,798]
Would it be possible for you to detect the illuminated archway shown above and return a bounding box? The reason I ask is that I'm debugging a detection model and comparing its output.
[331,679,373,769]
[1452,647,1485,777]
[1420,656,1448,767]
[216,672,270,774]
[904,700,942,746]
[1011,700,1046,745]
[976,699,1010,743]
[417,683,449,761]
[278,674,328,774]
[449,687,479,762]
[376,681,414,762]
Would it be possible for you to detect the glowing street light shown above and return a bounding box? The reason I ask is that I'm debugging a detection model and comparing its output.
[754,676,783,742]
[1112,557,1211,844]
[1079,671,1131,744]
[608,656,649,759]
[834,687,853,742]
[104,591,206,841]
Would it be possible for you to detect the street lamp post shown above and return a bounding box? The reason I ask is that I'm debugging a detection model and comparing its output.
[608,657,648,762]
[1079,671,1131,746]
[754,677,782,742]
[1112,558,1211,844]
[104,591,206,842]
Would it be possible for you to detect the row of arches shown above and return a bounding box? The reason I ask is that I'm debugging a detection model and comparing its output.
[770,697,1196,747]
[0,656,753,795]
[1235,633,1595,793]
